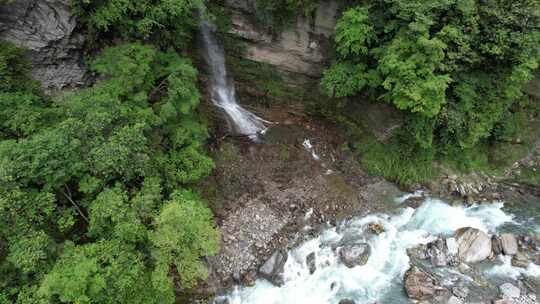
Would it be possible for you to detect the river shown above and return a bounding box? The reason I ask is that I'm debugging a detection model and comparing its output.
[215,193,540,304]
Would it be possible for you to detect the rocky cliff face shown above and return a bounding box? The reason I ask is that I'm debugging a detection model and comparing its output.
[223,0,340,84]
[0,0,87,90]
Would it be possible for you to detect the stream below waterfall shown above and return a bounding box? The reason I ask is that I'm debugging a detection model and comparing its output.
[214,194,540,304]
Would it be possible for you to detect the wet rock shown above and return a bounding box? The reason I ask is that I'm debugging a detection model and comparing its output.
[404,266,436,301]
[306,252,316,274]
[428,238,448,267]
[242,271,256,287]
[408,244,430,260]
[430,247,448,267]
[457,263,470,273]
[500,234,518,256]
[339,243,371,268]
[259,249,288,286]
[338,299,355,304]
[499,283,520,299]
[404,196,425,208]
[511,252,530,268]
[455,227,492,263]
[368,222,385,234]
[447,295,463,304]
[452,286,469,299]
[492,236,503,255]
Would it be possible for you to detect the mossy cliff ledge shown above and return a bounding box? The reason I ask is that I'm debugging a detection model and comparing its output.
[221,0,340,83]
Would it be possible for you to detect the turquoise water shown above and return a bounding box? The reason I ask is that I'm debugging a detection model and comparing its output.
[217,194,539,304]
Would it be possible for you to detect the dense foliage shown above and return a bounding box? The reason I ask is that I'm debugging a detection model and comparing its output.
[72,0,205,48]
[0,40,219,303]
[322,0,540,182]
[250,0,318,35]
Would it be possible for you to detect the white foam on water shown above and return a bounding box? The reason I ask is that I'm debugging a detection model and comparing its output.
[394,190,425,204]
[406,199,513,235]
[487,255,540,280]
[220,199,516,304]
[302,139,320,160]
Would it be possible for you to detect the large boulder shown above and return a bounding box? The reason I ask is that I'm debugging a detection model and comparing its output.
[339,243,371,268]
[511,252,530,268]
[259,249,288,286]
[0,0,87,89]
[500,234,518,256]
[404,266,436,301]
[455,228,492,263]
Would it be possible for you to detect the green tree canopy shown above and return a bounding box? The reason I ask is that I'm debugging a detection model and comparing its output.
[323,0,540,154]
[0,41,217,303]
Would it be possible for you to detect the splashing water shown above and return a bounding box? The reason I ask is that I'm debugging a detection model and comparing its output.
[200,22,268,139]
[486,254,540,280]
[216,198,525,304]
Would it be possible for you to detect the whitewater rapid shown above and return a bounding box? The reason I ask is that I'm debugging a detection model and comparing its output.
[216,197,538,304]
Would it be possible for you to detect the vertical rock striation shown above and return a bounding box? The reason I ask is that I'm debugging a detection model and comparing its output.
[0,0,87,90]
[223,0,340,84]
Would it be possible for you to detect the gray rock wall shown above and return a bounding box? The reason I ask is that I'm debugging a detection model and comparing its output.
[223,0,340,79]
[0,0,87,90]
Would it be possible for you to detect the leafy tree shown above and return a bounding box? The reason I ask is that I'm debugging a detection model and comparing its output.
[39,241,168,304]
[0,42,217,302]
[323,0,540,172]
[151,190,220,288]
[72,0,205,48]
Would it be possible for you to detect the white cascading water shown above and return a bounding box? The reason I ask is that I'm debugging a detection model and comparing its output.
[200,22,268,139]
[216,197,540,304]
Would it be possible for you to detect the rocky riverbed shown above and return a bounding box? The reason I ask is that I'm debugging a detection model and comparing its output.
[186,109,540,304]
[192,110,405,297]
[213,196,540,304]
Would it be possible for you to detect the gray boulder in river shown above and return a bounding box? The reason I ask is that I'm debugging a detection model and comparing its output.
[500,233,518,256]
[259,249,288,286]
[339,243,371,268]
[403,266,436,301]
[455,227,492,263]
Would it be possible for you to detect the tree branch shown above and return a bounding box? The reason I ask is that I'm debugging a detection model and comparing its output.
[62,185,89,223]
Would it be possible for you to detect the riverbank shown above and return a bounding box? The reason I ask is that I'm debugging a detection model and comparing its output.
[187,102,540,303]
[191,106,405,297]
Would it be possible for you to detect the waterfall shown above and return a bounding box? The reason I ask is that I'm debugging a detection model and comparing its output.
[200,21,268,140]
